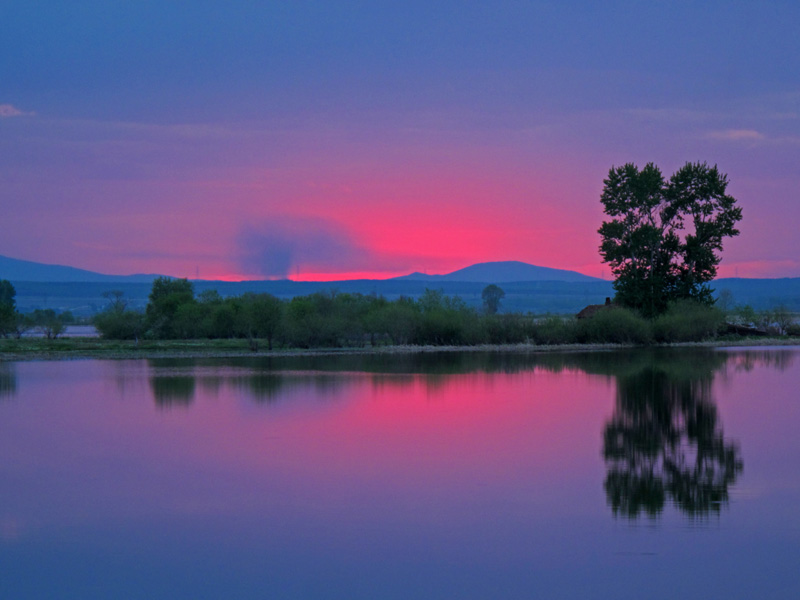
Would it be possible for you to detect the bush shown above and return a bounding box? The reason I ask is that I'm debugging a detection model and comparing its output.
[770,305,794,335]
[93,309,146,340]
[531,315,579,345]
[29,309,71,339]
[366,299,418,345]
[480,314,532,344]
[577,307,652,345]
[653,301,724,343]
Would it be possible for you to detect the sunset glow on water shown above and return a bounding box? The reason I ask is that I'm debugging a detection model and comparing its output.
[1,349,799,598]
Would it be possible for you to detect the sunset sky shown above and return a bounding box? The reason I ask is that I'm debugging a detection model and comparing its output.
[2,2,799,281]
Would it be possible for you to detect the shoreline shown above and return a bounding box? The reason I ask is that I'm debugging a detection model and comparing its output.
[1,337,798,362]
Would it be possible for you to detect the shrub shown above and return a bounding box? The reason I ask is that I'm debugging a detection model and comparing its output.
[577,307,652,345]
[481,314,532,344]
[366,299,419,345]
[786,323,800,337]
[770,305,794,335]
[531,315,580,345]
[93,310,145,340]
[29,309,71,339]
[653,301,724,343]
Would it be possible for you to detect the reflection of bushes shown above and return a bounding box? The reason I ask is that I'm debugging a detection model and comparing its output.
[231,375,286,403]
[212,346,730,381]
[0,363,16,399]
[149,377,196,406]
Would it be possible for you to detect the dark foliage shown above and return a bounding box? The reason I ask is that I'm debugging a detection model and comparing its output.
[87,277,788,349]
[0,279,17,337]
[481,284,505,315]
[599,162,742,317]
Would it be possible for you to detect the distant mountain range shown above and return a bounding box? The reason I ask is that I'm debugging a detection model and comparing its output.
[2,254,798,316]
[1,255,598,284]
[0,254,159,283]
[393,261,600,283]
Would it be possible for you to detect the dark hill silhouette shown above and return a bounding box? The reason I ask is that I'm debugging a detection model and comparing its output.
[0,254,158,283]
[3,254,798,317]
[2,255,597,284]
[394,260,600,283]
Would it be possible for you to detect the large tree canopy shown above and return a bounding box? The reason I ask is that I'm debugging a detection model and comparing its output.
[145,277,195,339]
[598,162,742,317]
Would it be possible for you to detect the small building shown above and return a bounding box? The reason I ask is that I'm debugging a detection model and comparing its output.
[576,297,613,319]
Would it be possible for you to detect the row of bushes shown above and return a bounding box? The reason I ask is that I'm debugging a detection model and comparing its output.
[2,279,79,339]
[90,277,743,348]
[95,283,530,348]
[1,308,75,339]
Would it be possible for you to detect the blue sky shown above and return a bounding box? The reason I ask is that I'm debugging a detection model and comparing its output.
[2,1,799,279]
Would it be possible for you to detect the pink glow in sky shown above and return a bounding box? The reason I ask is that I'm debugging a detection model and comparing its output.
[2,3,799,280]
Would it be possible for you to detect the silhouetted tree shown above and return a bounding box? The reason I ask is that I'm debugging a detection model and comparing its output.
[237,293,283,350]
[145,277,195,338]
[481,284,505,315]
[599,162,742,317]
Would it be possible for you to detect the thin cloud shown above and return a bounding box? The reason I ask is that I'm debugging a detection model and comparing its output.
[0,104,35,118]
[706,129,766,142]
[624,107,715,123]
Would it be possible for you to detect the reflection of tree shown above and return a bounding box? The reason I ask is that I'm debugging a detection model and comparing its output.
[603,359,743,519]
[0,363,16,399]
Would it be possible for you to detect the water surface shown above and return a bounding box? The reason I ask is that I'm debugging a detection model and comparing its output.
[1,348,798,599]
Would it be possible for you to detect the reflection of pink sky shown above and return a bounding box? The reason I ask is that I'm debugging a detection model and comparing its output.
[715,351,800,507]
[4,352,800,542]
[3,351,800,600]
[0,362,615,531]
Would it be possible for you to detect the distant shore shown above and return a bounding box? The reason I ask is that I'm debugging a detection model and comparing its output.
[1,337,798,362]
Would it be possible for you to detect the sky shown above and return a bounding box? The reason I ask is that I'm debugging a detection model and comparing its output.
[2,1,799,281]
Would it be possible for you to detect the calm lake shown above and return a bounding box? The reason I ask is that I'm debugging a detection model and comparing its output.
[1,348,799,599]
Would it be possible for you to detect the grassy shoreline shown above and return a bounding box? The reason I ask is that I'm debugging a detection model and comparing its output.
[1,336,798,362]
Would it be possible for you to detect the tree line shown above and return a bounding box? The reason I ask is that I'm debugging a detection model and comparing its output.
[92,277,535,348]
[0,279,75,339]
[1,275,796,347]
[88,276,795,347]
